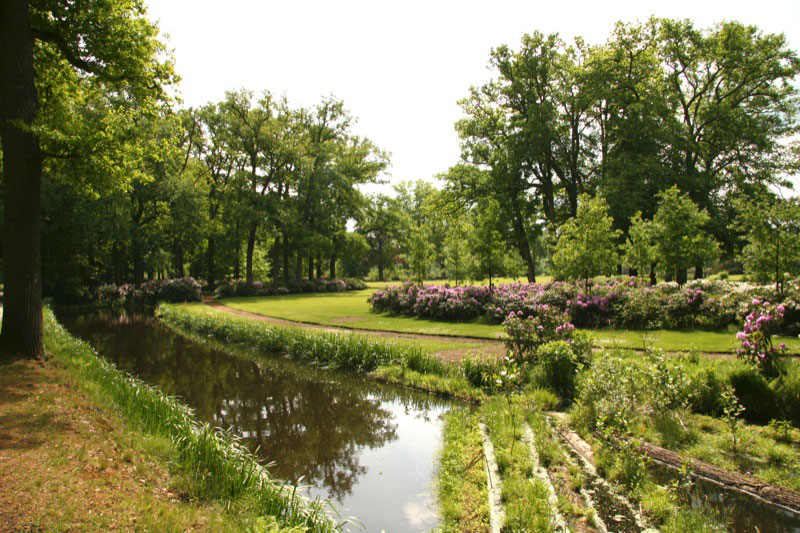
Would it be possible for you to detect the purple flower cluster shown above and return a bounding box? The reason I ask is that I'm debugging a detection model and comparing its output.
[502,305,576,362]
[736,298,787,374]
[96,277,202,305]
[217,277,365,298]
[368,278,800,333]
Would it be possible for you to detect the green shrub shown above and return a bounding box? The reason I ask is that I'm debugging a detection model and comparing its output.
[775,369,800,425]
[534,341,583,401]
[729,368,780,424]
[462,355,501,390]
[688,369,725,416]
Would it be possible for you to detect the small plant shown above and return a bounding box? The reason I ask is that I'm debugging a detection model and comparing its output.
[768,419,795,443]
[720,385,746,453]
[494,354,524,455]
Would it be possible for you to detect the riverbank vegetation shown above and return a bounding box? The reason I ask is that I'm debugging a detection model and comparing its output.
[39,308,341,531]
[165,299,800,529]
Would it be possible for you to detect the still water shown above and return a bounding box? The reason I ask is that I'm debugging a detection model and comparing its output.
[57,310,449,531]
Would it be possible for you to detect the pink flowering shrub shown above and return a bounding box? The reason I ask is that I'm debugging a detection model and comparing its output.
[367,277,800,333]
[502,306,576,363]
[736,298,787,376]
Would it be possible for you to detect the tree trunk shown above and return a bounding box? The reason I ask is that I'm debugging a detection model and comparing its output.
[694,264,703,280]
[173,238,184,277]
[308,255,314,280]
[0,0,44,358]
[282,231,290,282]
[329,254,336,279]
[510,196,536,282]
[132,237,144,288]
[271,235,281,282]
[316,255,322,279]
[649,262,657,286]
[206,237,216,290]
[676,268,687,286]
[295,245,303,282]
[233,220,241,279]
[246,221,257,284]
[377,242,385,281]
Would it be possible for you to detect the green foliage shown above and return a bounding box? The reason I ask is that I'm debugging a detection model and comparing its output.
[720,385,746,452]
[551,195,620,291]
[436,409,490,532]
[407,224,434,283]
[158,304,448,375]
[622,211,656,277]
[651,187,720,284]
[736,194,800,294]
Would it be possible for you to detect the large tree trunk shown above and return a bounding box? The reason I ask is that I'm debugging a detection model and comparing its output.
[308,255,314,280]
[329,254,336,279]
[0,0,44,358]
[233,220,240,279]
[315,255,322,279]
[694,264,704,280]
[245,220,257,284]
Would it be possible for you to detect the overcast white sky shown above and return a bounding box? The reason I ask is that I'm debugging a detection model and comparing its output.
[145,0,800,190]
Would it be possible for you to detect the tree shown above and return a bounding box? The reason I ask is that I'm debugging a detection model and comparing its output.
[622,211,656,280]
[407,224,434,283]
[0,0,173,357]
[443,217,472,286]
[470,201,506,295]
[736,194,800,294]
[551,194,620,293]
[361,195,404,281]
[651,186,720,285]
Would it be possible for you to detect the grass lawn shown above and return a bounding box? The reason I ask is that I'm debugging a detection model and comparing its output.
[220,288,800,354]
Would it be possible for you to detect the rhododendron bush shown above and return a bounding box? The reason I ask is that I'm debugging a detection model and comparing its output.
[369,278,800,333]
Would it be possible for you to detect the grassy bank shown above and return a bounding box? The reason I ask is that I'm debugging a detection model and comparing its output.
[41,307,340,531]
[158,303,485,402]
[436,408,491,532]
[219,292,800,354]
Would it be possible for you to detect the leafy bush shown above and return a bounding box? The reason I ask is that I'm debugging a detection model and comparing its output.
[502,306,575,362]
[462,355,501,390]
[216,278,366,298]
[728,367,780,424]
[96,277,201,306]
[533,341,585,401]
[367,276,800,333]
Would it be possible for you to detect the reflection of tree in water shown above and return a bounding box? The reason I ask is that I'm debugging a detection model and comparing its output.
[215,361,398,500]
[56,310,454,500]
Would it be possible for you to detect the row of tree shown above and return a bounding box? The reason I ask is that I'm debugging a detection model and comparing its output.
[444,18,800,282]
[2,4,799,358]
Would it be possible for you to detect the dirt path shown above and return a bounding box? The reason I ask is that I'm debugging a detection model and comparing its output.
[201,297,505,362]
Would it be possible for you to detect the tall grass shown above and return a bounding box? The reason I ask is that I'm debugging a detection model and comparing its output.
[44,308,340,532]
[158,303,451,375]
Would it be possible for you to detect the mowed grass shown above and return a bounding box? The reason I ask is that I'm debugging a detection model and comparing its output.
[183,302,486,354]
[220,284,800,354]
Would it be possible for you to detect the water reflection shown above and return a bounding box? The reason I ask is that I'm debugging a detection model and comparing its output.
[57,309,448,530]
